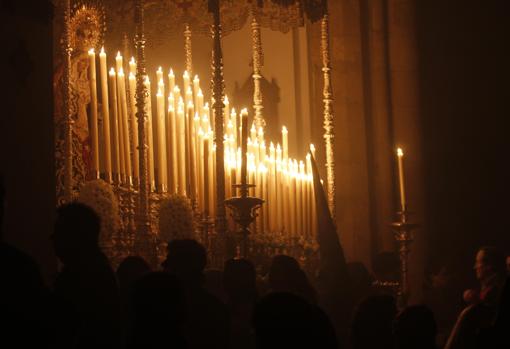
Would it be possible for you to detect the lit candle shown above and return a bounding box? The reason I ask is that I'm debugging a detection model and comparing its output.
[187,101,197,201]
[183,70,190,102]
[117,68,132,184]
[99,48,112,182]
[203,135,210,216]
[177,104,186,195]
[168,68,175,94]
[209,140,216,216]
[196,88,204,117]
[282,126,289,160]
[144,76,155,191]
[156,87,167,191]
[231,108,237,150]
[108,68,121,182]
[397,147,406,211]
[173,86,181,113]
[167,104,178,194]
[310,143,316,159]
[192,75,200,106]
[223,96,230,128]
[156,67,163,87]
[299,160,305,237]
[240,109,248,191]
[129,57,136,76]
[197,128,205,210]
[115,51,123,73]
[250,123,257,143]
[88,48,100,178]
[128,72,139,180]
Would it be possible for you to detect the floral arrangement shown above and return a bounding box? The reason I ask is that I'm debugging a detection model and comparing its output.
[77,179,120,242]
[158,194,195,242]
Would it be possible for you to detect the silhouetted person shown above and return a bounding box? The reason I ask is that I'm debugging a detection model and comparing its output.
[162,239,230,349]
[347,262,374,305]
[224,258,258,349]
[253,292,338,349]
[205,268,226,303]
[268,255,317,304]
[117,255,151,347]
[52,202,121,348]
[127,271,187,349]
[445,247,506,349]
[0,174,56,347]
[394,305,438,349]
[350,295,397,349]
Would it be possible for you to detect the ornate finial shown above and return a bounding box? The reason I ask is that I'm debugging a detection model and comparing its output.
[184,23,193,74]
[63,0,74,203]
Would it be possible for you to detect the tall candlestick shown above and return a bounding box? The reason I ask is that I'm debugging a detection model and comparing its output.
[88,48,99,177]
[177,105,186,195]
[282,126,289,160]
[187,101,196,200]
[240,109,248,191]
[108,68,121,182]
[397,148,406,211]
[99,48,112,182]
[167,104,178,193]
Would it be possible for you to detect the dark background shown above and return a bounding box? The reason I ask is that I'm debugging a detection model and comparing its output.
[416,0,510,285]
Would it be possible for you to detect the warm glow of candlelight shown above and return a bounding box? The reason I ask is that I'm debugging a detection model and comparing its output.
[397,148,404,157]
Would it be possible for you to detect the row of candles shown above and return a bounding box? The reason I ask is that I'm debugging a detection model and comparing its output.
[87,48,317,237]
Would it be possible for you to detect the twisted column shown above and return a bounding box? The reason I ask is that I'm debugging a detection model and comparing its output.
[251,13,265,129]
[63,0,74,202]
[134,0,151,240]
[321,13,336,221]
[210,0,226,237]
[184,23,193,74]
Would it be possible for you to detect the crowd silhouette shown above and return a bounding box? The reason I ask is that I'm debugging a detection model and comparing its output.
[1,176,509,349]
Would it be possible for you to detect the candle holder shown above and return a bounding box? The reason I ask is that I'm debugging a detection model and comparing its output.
[390,208,418,309]
[225,183,264,258]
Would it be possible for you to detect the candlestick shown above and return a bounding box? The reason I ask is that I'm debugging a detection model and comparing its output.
[168,68,175,94]
[156,87,167,192]
[203,136,210,217]
[177,104,186,195]
[99,48,112,182]
[397,148,406,211]
[88,48,99,178]
[167,104,177,194]
[144,76,155,191]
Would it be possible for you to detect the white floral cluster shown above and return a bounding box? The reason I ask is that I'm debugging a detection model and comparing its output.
[77,179,120,242]
[158,194,194,242]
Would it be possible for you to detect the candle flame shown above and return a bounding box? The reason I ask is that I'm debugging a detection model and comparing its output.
[158,78,164,86]
[100,46,105,54]
[397,148,404,157]
[282,126,288,134]
[224,96,229,104]
[88,48,95,55]
[231,108,236,115]
[144,76,150,84]
[173,86,180,93]
[197,89,203,97]
[118,68,124,76]
[109,67,116,76]
[187,101,194,108]
[116,51,121,58]
[183,70,189,78]
[169,68,174,76]
[129,72,135,79]
[157,66,163,73]
[194,74,199,82]
[129,57,135,64]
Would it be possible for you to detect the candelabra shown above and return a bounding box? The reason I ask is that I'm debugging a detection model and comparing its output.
[225,183,264,259]
[391,208,418,308]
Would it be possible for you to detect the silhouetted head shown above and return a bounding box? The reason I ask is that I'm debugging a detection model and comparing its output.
[254,292,336,349]
[372,251,400,282]
[351,295,397,349]
[52,202,101,265]
[131,271,185,326]
[394,305,437,349]
[224,258,257,304]
[162,239,206,285]
[117,256,151,291]
[474,246,505,282]
[269,255,316,303]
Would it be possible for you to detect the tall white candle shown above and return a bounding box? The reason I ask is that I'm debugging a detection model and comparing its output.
[168,68,175,94]
[167,104,178,193]
[282,126,289,160]
[117,68,131,184]
[397,148,406,211]
[144,76,155,191]
[88,48,100,177]
[156,87,167,192]
[108,68,121,182]
[203,136,210,216]
[99,48,112,182]
[177,104,186,195]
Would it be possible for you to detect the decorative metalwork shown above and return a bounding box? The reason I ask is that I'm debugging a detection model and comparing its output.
[133,0,156,265]
[251,12,265,130]
[210,0,227,240]
[184,23,193,73]
[62,0,74,203]
[321,13,336,221]
[391,209,418,309]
